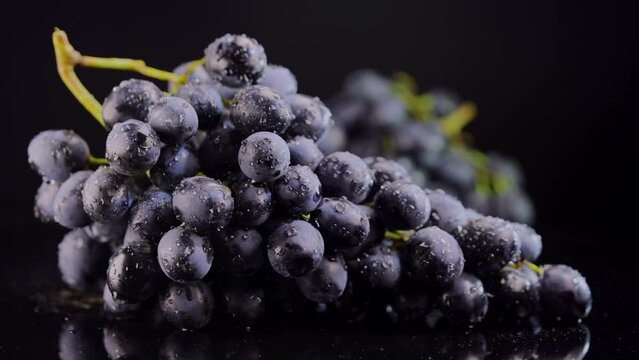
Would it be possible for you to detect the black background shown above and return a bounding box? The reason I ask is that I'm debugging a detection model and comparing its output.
[1,0,638,358]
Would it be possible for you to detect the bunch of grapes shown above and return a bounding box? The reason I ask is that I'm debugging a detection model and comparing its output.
[28,29,591,331]
[323,71,535,224]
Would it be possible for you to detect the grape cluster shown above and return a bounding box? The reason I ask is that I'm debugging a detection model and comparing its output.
[30,32,591,331]
[324,70,535,224]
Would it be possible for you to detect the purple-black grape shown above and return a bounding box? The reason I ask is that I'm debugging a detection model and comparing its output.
[511,222,542,262]
[172,176,234,234]
[157,226,214,283]
[315,151,373,204]
[213,227,265,277]
[238,131,290,182]
[273,165,322,215]
[287,136,324,170]
[125,189,177,243]
[198,127,242,179]
[231,177,273,227]
[539,264,592,319]
[285,94,333,141]
[107,242,162,303]
[102,78,162,130]
[310,197,369,250]
[267,220,324,278]
[374,180,430,230]
[58,228,110,291]
[150,143,200,192]
[406,226,464,287]
[159,281,214,330]
[106,119,161,176]
[86,218,128,244]
[230,85,294,135]
[177,81,224,130]
[425,188,469,234]
[296,255,348,303]
[147,96,198,144]
[81,166,135,223]
[34,181,60,223]
[102,284,141,318]
[52,170,92,229]
[204,34,267,87]
[364,156,411,200]
[27,129,89,182]
[439,273,489,323]
[259,64,298,96]
[491,267,540,318]
[350,244,401,290]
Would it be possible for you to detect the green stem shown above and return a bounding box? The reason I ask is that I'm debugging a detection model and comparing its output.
[80,56,181,82]
[88,155,109,166]
[524,261,543,276]
[440,102,477,138]
[384,229,413,243]
[301,214,311,221]
[169,58,205,94]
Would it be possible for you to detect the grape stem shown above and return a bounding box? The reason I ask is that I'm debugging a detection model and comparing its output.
[524,260,543,276]
[88,155,109,166]
[384,229,414,243]
[52,28,202,129]
[440,102,477,138]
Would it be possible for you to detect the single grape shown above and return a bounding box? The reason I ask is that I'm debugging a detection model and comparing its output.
[203,33,267,87]
[213,227,265,277]
[316,125,346,155]
[342,204,385,259]
[86,218,128,244]
[198,127,242,179]
[102,78,162,130]
[51,170,92,228]
[493,188,536,224]
[256,64,296,94]
[406,226,465,287]
[230,85,294,135]
[126,189,177,243]
[106,119,161,176]
[150,144,200,192]
[296,255,348,303]
[285,94,333,141]
[27,129,89,182]
[102,285,141,318]
[310,197,369,250]
[341,69,390,101]
[82,166,135,223]
[34,181,60,223]
[172,176,234,234]
[535,325,591,359]
[350,244,401,290]
[315,151,373,204]
[375,180,430,230]
[457,217,521,276]
[157,226,214,282]
[273,165,322,215]
[107,242,162,303]
[392,285,431,323]
[177,81,224,130]
[267,220,324,278]
[539,264,592,319]
[287,136,324,170]
[439,273,489,323]
[238,131,290,182]
[491,267,540,318]
[425,188,469,234]
[222,280,265,324]
[146,96,198,144]
[364,156,411,200]
[511,222,542,262]
[159,281,214,330]
[58,228,110,291]
[231,177,273,227]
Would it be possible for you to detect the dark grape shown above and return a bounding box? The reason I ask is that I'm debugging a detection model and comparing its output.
[106,119,161,176]
[406,226,464,287]
[425,188,469,234]
[157,226,214,282]
[511,222,542,262]
[126,189,177,243]
[34,181,60,223]
[539,264,592,319]
[107,242,162,303]
[213,227,265,277]
[287,136,324,170]
[198,127,242,179]
[231,177,273,227]
[375,180,430,230]
[341,69,390,101]
[296,255,348,303]
[27,129,89,182]
[350,244,401,290]
[159,281,214,330]
[439,273,489,323]
[310,197,369,250]
[52,170,92,228]
[316,125,346,155]
[58,228,110,291]
[102,284,141,318]
[315,151,373,203]
[273,165,322,215]
[222,280,265,324]
[230,85,294,135]
[285,94,333,141]
[172,176,234,234]
[147,96,198,144]
[102,78,162,130]
[86,218,127,244]
[267,220,324,278]
[204,33,267,87]
[81,166,134,223]
[177,81,224,130]
[369,96,407,127]
[491,267,540,318]
[364,156,411,200]
[238,131,290,182]
[259,64,298,95]
[150,144,200,192]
